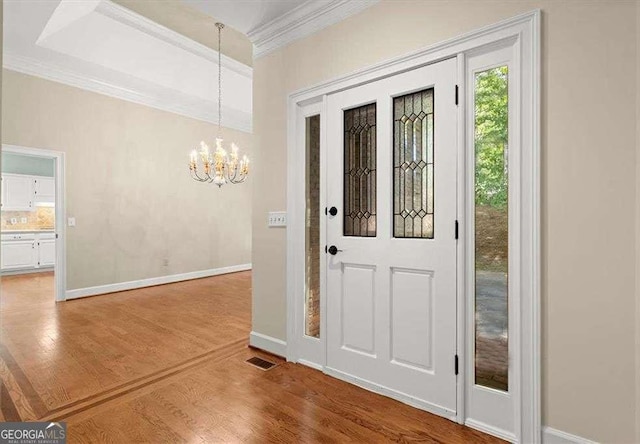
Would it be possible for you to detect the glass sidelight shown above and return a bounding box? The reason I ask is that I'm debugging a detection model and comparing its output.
[393,88,435,239]
[344,103,377,237]
[474,66,509,391]
[305,115,321,338]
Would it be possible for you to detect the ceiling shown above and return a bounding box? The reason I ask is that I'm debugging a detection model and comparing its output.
[3,0,378,122]
[181,0,314,35]
[182,0,379,58]
[3,0,253,132]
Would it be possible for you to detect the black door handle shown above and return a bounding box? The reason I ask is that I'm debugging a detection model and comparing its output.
[328,206,338,216]
[328,245,342,255]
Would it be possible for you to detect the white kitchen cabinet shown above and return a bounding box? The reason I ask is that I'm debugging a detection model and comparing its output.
[1,233,55,272]
[1,239,36,270]
[1,174,34,211]
[34,177,55,204]
[38,239,56,267]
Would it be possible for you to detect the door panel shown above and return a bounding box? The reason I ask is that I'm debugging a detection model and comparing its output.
[341,263,376,356]
[390,268,434,371]
[326,58,458,417]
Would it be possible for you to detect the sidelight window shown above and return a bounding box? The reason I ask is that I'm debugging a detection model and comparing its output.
[305,115,321,338]
[474,66,509,392]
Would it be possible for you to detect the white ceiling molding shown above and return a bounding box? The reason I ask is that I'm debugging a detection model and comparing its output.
[3,0,253,133]
[247,0,380,59]
[4,52,252,133]
[94,1,252,79]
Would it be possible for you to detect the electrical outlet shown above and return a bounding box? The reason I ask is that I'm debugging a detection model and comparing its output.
[20,218,27,224]
[268,211,287,227]
[10,218,17,225]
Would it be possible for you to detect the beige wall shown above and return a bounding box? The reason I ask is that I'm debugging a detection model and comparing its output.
[252,1,639,442]
[636,3,640,442]
[0,1,3,305]
[2,70,252,290]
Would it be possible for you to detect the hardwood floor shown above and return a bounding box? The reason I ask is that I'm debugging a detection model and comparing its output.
[0,271,503,443]
[1,271,55,311]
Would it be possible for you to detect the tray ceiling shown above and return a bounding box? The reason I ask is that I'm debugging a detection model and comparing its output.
[3,0,253,133]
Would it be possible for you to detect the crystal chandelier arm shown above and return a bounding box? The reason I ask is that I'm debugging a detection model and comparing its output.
[223,158,237,183]
[224,164,247,184]
[223,161,236,183]
[227,175,247,184]
[190,168,213,182]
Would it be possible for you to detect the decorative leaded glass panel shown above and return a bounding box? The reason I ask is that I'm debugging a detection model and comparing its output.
[344,103,377,237]
[393,88,434,238]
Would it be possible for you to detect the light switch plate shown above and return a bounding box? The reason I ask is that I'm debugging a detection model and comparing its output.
[20,217,27,224]
[268,211,287,227]
[68,217,76,227]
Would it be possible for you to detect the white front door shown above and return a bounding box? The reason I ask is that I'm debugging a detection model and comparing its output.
[325,58,458,417]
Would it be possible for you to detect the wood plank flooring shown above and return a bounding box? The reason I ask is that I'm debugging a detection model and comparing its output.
[1,272,55,311]
[0,271,503,443]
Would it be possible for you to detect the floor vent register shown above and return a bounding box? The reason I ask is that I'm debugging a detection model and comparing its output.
[246,356,277,371]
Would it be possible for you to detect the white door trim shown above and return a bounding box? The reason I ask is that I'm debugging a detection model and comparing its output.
[286,10,540,443]
[2,144,67,302]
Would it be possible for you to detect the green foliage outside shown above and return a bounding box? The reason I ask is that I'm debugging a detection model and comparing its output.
[475,66,508,273]
[475,66,508,208]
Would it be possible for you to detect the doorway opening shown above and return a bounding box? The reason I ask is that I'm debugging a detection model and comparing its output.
[1,145,66,306]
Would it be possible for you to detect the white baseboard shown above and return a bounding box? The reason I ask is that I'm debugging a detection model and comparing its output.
[297,359,324,371]
[249,331,287,357]
[1,267,54,276]
[465,419,516,443]
[65,263,252,300]
[543,427,598,444]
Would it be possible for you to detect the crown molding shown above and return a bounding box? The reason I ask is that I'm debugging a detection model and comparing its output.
[97,0,252,78]
[247,0,380,59]
[4,52,252,133]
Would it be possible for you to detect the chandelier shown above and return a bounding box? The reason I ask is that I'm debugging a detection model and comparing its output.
[189,23,249,187]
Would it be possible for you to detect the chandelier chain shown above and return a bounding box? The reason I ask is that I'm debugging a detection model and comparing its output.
[217,22,223,138]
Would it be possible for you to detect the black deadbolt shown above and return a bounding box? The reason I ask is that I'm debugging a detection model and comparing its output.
[328,245,339,255]
[328,206,338,216]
